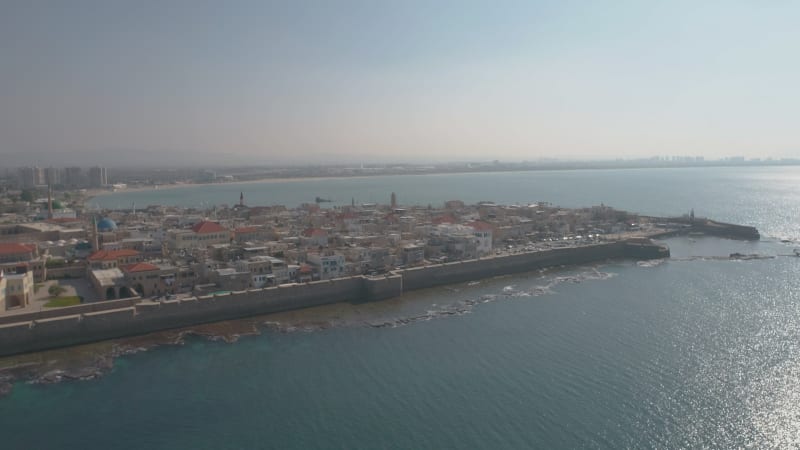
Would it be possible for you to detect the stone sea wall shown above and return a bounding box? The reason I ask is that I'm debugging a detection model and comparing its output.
[0,241,668,357]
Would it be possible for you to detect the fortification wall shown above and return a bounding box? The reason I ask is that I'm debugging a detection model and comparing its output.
[400,242,631,291]
[0,297,140,326]
[0,241,668,357]
[361,274,404,302]
[46,265,87,279]
[0,277,364,356]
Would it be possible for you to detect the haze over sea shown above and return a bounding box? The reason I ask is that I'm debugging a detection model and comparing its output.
[5,166,800,448]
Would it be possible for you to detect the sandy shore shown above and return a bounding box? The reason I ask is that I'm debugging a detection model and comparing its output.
[83,171,456,203]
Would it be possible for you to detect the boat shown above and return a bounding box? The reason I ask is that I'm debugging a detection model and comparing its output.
[315,197,332,203]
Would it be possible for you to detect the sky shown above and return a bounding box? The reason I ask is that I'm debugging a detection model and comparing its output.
[1,0,799,167]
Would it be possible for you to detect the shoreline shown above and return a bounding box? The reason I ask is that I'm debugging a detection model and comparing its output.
[0,240,670,358]
[0,260,627,397]
[83,163,800,207]
[84,172,462,203]
[0,217,760,359]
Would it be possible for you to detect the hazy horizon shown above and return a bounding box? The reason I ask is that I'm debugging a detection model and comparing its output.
[2,1,799,166]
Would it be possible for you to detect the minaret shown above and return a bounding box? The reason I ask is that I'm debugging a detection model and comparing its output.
[92,216,99,251]
[47,184,54,220]
[240,191,244,207]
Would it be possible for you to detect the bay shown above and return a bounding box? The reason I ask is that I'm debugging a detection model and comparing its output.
[3,166,800,449]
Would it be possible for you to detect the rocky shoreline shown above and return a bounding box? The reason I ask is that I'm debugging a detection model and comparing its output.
[0,263,630,397]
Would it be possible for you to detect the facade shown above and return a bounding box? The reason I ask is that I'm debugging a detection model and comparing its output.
[18,166,46,188]
[1,268,34,310]
[234,226,268,243]
[63,167,84,188]
[468,221,494,256]
[307,253,345,280]
[0,243,38,263]
[0,243,46,282]
[301,228,328,247]
[167,221,230,251]
[87,249,142,270]
[235,255,289,287]
[89,268,128,300]
[88,166,108,187]
[0,275,5,311]
[123,262,177,297]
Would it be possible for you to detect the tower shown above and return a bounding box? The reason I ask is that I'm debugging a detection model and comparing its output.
[92,216,99,251]
[240,191,244,207]
[47,184,53,220]
[391,192,397,209]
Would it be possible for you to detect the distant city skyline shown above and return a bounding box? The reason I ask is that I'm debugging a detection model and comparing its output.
[2,1,800,166]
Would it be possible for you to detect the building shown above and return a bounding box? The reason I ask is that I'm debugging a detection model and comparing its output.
[0,274,5,311]
[468,221,494,256]
[87,249,142,270]
[401,244,425,266]
[63,167,84,188]
[88,268,128,300]
[44,167,60,186]
[122,262,177,297]
[235,256,289,287]
[301,228,328,248]
[88,166,108,187]
[234,226,268,243]
[0,267,34,311]
[0,243,47,282]
[306,252,345,280]
[18,166,46,189]
[0,243,38,264]
[166,221,231,251]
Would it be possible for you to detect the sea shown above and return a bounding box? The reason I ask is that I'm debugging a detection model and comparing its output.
[3,166,800,449]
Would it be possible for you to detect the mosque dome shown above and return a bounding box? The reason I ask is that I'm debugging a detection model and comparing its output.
[97,218,118,232]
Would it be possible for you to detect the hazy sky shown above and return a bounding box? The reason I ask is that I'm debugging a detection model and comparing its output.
[1,0,799,166]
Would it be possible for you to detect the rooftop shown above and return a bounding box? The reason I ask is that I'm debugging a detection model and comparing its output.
[192,221,226,234]
[0,243,36,256]
[123,262,161,273]
[88,249,141,261]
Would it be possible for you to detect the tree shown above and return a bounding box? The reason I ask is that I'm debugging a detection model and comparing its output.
[20,189,36,203]
[48,284,67,297]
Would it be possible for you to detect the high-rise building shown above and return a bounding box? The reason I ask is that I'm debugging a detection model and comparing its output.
[18,167,46,188]
[63,167,84,188]
[34,167,46,186]
[44,167,61,186]
[88,166,108,187]
[18,167,34,188]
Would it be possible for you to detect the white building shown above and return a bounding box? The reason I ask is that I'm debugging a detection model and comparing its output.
[307,253,346,280]
[468,221,494,256]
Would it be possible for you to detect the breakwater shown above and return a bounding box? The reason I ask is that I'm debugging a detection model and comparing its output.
[0,240,668,357]
[648,217,761,240]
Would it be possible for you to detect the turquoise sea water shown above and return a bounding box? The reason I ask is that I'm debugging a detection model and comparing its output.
[5,166,800,448]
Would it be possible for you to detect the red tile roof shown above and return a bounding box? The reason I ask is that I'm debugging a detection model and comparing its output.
[0,243,36,256]
[88,249,140,261]
[123,262,160,273]
[468,221,494,231]
[191,221,227,234]
[432,215,457,225]
[301,228,327,237]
